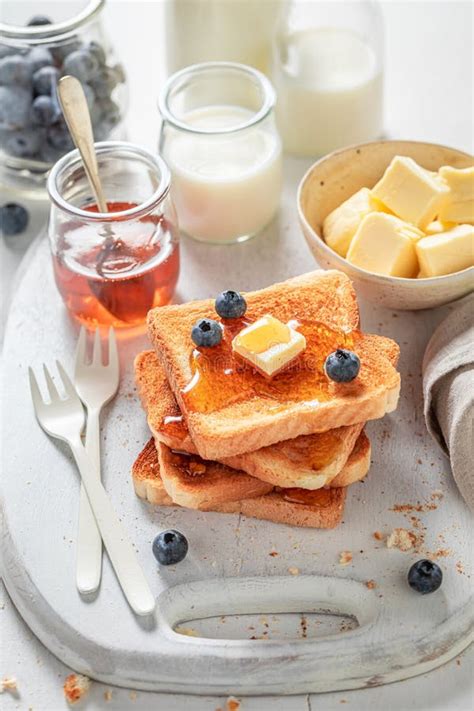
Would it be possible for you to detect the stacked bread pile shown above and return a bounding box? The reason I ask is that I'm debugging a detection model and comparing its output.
[132,271,400,528]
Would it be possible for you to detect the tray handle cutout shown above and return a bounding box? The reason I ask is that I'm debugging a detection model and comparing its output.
[157,574,380,645]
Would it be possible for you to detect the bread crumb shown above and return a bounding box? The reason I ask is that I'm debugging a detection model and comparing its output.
[104,689,113,702]
[175,626,199,637]
[226,697,241,711]
[387,528,416,551]
[129,690,138,701]
[365,580,377,589]
[269,550,279,557]
[0,677,17,693]
[63,674,91,705]
[339,551,353,565]
[431,490,444,500]
[373,531,384,541]
[288,566,300,575]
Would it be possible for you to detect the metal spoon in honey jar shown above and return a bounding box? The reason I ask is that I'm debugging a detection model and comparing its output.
[57,76,157,323]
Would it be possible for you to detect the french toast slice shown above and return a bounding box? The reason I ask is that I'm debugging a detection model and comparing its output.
[135,350,364,489]
[131,438,360,528]
[147,270,400,460]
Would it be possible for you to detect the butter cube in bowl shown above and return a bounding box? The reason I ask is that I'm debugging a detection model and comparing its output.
[297,140,474,309]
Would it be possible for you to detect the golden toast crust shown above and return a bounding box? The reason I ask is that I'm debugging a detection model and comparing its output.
[147,270,400,459]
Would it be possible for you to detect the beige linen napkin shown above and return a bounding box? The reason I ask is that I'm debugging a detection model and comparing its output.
[422,293,474,509]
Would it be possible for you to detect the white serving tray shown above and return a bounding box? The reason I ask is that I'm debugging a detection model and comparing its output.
[1,189,473,695]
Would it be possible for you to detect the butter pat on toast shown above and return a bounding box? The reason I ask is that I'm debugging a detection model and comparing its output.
[147,270,400,460]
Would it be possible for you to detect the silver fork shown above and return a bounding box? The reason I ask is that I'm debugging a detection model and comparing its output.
[29,362,155,616]
[74,327,119,595]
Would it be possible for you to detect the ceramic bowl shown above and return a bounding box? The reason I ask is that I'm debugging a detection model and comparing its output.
[297,140,473,310]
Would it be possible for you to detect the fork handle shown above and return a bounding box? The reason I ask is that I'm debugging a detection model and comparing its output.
[76,408,102,595]
[69,438,155,616]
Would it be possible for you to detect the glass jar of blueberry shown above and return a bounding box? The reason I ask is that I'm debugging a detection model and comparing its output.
[0,0,127,195]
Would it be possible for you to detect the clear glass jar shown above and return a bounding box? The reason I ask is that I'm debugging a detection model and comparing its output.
[159,62,283,245]
[47,141,179,330]
[273,0,384,157]
[0,0,128,196]
[165,0,287,76]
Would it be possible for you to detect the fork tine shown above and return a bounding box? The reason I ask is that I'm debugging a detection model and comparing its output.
[28,367,43,409]
[75,325,87,372]
[108,327,118,371]
[43,363,59,402]
[56,360,79,400]
[92,328,102,366]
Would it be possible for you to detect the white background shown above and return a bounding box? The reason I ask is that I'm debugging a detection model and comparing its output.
[1,1,473,710]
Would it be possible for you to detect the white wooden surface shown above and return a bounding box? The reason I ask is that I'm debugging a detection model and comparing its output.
[1,1,474,709]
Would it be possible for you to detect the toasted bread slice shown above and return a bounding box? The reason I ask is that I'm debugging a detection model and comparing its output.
[157,442,273,508]
[135,349,364,489]
[330,430,371,487]
[132,439,350,528]
[156,432,370,510]
[147,270,400,460]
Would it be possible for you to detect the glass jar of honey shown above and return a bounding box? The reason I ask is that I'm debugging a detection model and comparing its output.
[47,141,179,329]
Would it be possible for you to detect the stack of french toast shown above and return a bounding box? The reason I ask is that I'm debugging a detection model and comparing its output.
[132,270,400,528]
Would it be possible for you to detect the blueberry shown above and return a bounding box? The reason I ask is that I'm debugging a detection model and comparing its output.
[215,290,247,319]
[0,46,18,61]
[191,318,223,347]
[88,41,106,66]
[47,121,73,151]
[51,40,82,64]
[5,128,43,158]
[90,67,118,99]
[31,95,59,126]
[0,86,31,130]
[27,16,52,27]
[38,141,62,163]
[325,349,360,383]
[26,47,53,73]
[63,49,99,83]
[0,55,32,86]
[152,530,188,566]
[408,559,443,594]
[33,65,60,95]
[98,97,121,125]
[1,203,29,236]
[93,119,114,140]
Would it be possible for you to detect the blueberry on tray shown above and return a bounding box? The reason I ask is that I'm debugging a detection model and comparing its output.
[152,530,188,566]
[408,559,443,594]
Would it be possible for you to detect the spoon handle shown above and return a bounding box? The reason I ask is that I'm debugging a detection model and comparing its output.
[58,75,108,213]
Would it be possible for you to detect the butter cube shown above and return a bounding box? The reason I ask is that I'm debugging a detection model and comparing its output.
[438,166,474,224]
[232,315,306,378]
[415,224,474,277]
[346,213,421,278]
[372,156,449,229]
[323,188,389,257]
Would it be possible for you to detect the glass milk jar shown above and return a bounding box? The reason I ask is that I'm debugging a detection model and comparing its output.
[165,0,286,76]
[274,0,384,157]
[159,62,283,244]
